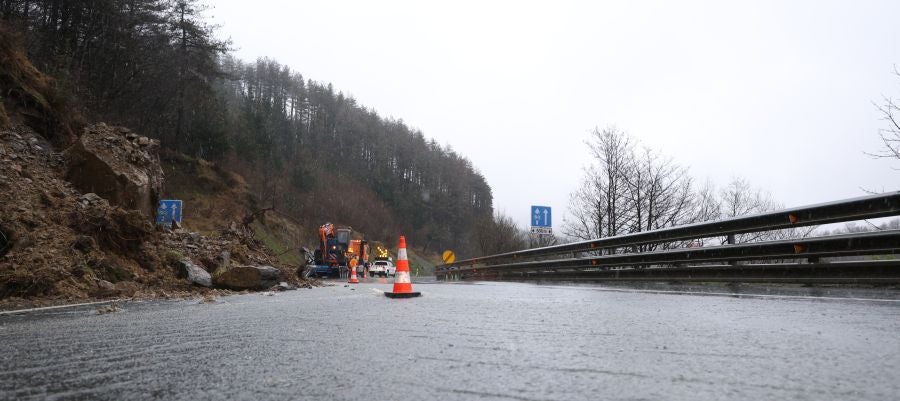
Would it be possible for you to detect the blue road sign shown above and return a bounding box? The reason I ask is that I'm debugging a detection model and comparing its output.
[531,205,552,228]
[156,199,183,225]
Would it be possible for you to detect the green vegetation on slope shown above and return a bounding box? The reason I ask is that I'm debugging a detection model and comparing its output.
[407,249,438,278]
[250,219,302,267]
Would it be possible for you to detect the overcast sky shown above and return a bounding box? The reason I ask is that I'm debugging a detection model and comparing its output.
[211,0,899,230]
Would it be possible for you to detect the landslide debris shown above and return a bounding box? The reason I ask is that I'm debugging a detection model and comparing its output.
[0,125,314,309]
[160,222,311,291]
[0,125,175,302]
[0,26,316,310]
[0,127,77,298]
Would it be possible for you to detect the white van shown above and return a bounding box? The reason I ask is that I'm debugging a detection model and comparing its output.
[370,260,395,277]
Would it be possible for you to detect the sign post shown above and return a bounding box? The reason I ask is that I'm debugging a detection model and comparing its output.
[156,199,183,226]
[530,205,552,235]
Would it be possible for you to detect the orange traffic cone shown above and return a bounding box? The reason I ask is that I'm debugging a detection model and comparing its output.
[385,236,421,298]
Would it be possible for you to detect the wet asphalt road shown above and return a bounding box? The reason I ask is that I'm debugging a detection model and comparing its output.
[1,281,899,401]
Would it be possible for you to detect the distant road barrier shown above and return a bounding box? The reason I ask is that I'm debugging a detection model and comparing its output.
[435,192,900,284]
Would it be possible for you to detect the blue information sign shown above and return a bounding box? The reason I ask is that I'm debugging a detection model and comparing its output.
[156,199,183,225]
[531,205,552,227]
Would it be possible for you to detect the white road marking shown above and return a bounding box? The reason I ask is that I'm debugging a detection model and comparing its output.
[0,298,132,316]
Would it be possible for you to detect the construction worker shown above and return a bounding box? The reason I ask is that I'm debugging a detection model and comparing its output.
[349,256,358,277]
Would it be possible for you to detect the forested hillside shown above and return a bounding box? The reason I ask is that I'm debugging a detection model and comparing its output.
[0,0,493,255]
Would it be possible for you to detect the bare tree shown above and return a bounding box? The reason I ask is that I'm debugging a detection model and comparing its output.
[564,125,811,251]
[590,127,634,238]
[528,232,560,248]
[690,179,722,223]
[869,67,900,164]
[563,127,695,250]
[719,178,776,218]
[475,212,527,256]
[564,167,604,241]
[716,178,778,244]
[713,178,814,244]
[620,147,695,250]
[563,127,633,240]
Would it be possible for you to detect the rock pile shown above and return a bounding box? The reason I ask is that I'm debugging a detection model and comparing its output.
[159,224,313,291]
[0,124,315,307]
[0,127,83,297]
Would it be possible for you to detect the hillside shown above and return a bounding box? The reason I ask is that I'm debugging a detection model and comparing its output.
[160,147,442,272]
[0,104,433,307]
[0,28,320,307]
[0,1,495,258]
[0,0,495,307]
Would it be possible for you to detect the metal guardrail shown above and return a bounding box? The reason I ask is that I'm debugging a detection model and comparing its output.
[436,192,900,283]
[470,261,900,285]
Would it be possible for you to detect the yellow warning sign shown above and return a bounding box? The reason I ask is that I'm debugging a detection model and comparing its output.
[442,250,455,264]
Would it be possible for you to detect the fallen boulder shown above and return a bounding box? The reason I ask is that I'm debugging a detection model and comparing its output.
[93,279,119,297]
[97,279,115,291]
[273,281,297,291]
[64,123,163,218]
[175,258,212,288]
[213,265,280,290]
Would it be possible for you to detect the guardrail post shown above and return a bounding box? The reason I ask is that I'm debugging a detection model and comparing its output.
[726,234,738,266]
